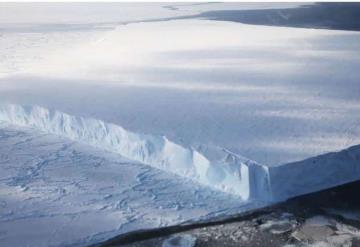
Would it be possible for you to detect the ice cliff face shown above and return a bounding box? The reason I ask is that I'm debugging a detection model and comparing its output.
[1,104,359,203]
[0,104,271,201]
[2,104,357,203]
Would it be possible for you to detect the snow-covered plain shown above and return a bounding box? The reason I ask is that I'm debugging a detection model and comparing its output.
[0,122,262,247]
[1,2,360,246]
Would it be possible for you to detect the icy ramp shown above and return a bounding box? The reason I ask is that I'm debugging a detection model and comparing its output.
[269,145,360,200]
[1,104,360,202]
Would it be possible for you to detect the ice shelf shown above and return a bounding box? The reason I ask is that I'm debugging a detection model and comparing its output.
[1,104,359,202]
[0,104,272,201]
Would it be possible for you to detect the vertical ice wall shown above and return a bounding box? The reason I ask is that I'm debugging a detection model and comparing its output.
[269,145,360,201]
[1,104,357,203]
[0,104,272,201]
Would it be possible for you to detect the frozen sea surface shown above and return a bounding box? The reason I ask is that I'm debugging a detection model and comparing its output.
[1,18,360,166]
[0,3,360,247]
[0,123,259,247]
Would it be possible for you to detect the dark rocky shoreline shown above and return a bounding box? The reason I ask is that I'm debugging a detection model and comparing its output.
[95,181,360,247]
[197,3,360,32]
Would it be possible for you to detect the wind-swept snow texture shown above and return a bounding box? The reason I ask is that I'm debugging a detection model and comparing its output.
[0,104,271,201]
[1,17,360,167]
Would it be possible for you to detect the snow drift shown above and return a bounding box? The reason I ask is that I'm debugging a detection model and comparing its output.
[0,104,271,201]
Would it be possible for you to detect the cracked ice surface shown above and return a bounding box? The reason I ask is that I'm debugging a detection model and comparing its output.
[0,123,258,247]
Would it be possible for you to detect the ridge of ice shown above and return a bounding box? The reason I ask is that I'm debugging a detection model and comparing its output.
[2,104,358,203]
[0,104,271,201]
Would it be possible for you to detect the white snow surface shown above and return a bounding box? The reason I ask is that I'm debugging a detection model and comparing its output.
[1,2,360,247]
[0,2,302,25]
[0,122,260,247]
[1,18,360,166]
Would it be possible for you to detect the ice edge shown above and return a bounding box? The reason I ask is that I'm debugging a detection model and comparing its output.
[0,104,272,201]
[2,104,358,203]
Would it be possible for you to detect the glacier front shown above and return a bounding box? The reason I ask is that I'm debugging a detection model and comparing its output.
[0,104,272,201]
[1,104,359,204]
